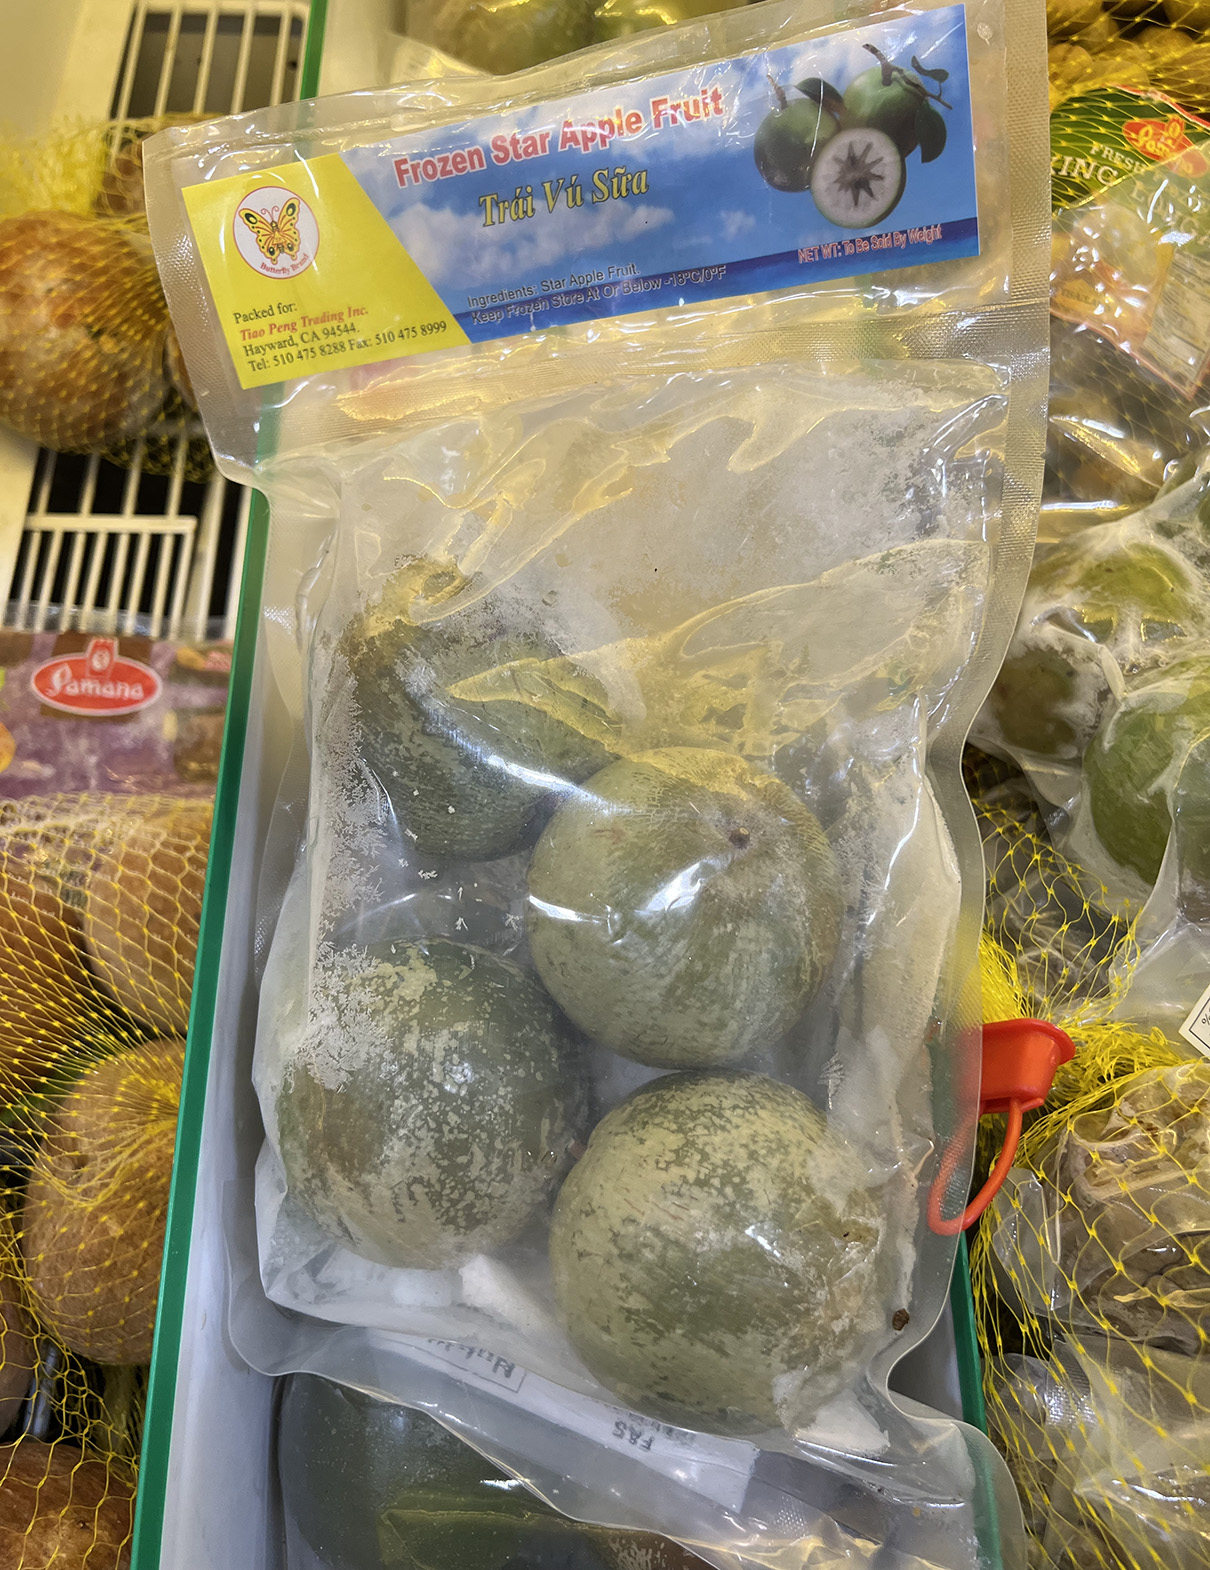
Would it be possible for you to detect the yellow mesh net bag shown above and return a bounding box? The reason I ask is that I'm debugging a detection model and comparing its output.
[1046,3,1210,114]
[0,118,210,477]
[967,753,1209,1570]
[0,790,211,1566]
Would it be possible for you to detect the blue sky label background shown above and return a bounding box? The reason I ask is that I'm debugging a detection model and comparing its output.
[343,5,977,339]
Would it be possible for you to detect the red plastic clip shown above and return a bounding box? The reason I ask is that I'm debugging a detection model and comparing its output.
[927,1018,1075,1236]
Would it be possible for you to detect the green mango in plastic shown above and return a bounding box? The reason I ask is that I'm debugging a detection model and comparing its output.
[989,638,1110,762]
[1085,663,1210,885]
[342,558,615,860]
[424,0,593,73]
[592,0,741,43]
[549,1069,885,1434]
[990,540,1201,763]
[1030,539,1200,655]
[277,939,587,1269]
[279,1373,711,1570]
[526,747,842,1068]
[1171,734,1210,922]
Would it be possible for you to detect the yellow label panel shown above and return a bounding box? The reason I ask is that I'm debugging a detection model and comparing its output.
[182,154,468,390]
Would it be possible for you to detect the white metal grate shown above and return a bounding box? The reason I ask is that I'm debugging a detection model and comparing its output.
[2,2,310,642]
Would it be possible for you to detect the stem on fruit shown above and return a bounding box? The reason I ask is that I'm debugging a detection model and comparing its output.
[862,42,952,108]
[864,42,895,87]
[767,71,788,110]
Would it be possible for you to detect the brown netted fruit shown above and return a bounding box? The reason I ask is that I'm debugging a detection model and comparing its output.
[0,212,168,452]
[82,796,212,1036]
[1149,39,1210,113]
[21,1038,184,1366]
[1046,0,1102,38]
[0,848,96,1102]
[1161,0,1210,27]
[0,1223,34,1437]
[0,1440,134,1567]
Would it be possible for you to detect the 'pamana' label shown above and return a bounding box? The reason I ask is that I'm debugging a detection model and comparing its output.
[184,5,978,390]
[1050,86,1210,213]
[30,637,162,717]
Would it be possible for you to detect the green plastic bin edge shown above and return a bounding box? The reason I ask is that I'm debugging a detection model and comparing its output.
[131,8,328,1561]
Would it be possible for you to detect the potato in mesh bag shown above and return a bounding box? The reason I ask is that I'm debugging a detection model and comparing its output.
[0,825,100,1103]
[20,1038,185,1367]
[80,796,212,1039]
[0,1439,135,1568]
[0,212,170,452]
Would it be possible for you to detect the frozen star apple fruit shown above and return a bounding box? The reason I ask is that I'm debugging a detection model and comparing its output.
[280,1373,713,1570]
[527,747,841,1068]
[343,557,615,860]
[549,1069,885,1434]
[276,939,587,1270]
[422,0,592,73]
[1085,663,1210,885]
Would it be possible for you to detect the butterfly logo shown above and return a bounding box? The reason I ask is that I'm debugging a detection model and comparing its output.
[238,197,301,263]
[232,185,317,278]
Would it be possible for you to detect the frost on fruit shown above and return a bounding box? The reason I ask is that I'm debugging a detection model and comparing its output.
[276,939,588,1269]
[341,557,616,860]
[549,1070,887,1434]
[526,747,842,1068]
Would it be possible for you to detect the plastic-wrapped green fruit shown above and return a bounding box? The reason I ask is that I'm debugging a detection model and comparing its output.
[280,1374,583,1570]
[550,1070,885,1434]
[527,748,841,1068]
[1031,540,1199,657]
[277,939,587,1269]
[343,558,615,860]
[753,90,838,193]
[1085,665,1210,885]
[279,1373,711,1570]
[1171,735,1210,922]
[423,0,592,72]
[592,0,742,40]
[989,638,1110,761]
[990,540,1202,763]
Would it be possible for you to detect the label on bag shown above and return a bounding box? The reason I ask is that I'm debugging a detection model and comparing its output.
[1178,977,1210,1058]
[384,1333,758,1511]
[1050,86,1210,213]
[183,4,978,389]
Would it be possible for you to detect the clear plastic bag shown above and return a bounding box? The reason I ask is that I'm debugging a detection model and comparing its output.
[974,452,1210,884]
[976,1059,1210,1570]
[279,1371,715,1570]
[143,0,1049,1563]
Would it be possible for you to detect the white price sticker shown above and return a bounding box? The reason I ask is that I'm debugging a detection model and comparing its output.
[1142,246,1210,396]
[1178,977,1210,1058]
[392,1335,528,1392]
[384,1332,757,1512]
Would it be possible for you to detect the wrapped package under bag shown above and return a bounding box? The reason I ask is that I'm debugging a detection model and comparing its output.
[144,0,1050,1564]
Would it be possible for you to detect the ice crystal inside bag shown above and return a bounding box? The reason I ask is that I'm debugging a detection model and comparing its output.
[144,0,1048,1562]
